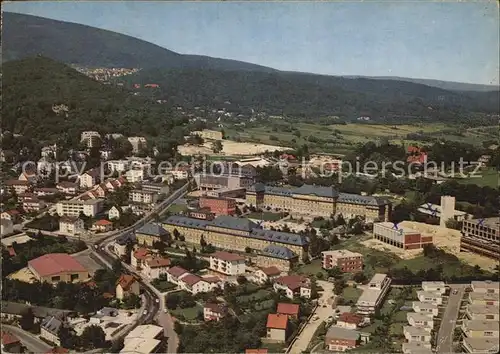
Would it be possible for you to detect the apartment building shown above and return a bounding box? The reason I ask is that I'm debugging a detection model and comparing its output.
[106,160,131,173]
[56,199,104,217]
[356,274,391,315]
[373,222,433,250]
[127,136,147,154]
[56,181,79,195]
[141,182,169,195]
[255,245,299,272]
[246,183,391,220]
[196,174,253,191]
[135,223,169,247]
[79,168,102,189]
[141,257,171,280]
[209,251,246,276]
[80,131,101,148]
[462,337,499,354]
[461,218,500,259]
[125,169,146,183]
[199,196,236,216]
[129,190,158,204]
[59,217,85,236]
[5,180,30,194]
[273,275,311,299]
[417,291,443,305]
[471,280,499,294]
[466,304,500,321]
[321,249,363,272]
[412,302,439,317]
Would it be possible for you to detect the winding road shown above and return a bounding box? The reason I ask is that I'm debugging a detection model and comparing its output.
[2,324,52,353]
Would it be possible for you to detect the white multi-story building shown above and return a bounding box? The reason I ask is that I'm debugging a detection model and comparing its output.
[209,251,246,276]
[59,217,85,235]
[407,313,434,328]
[412,302,439,317]
[79,168,102,189]
[403,326,432,343]
[129,190,158,204]
[356,273,392,315]
[422,281,446,294]
[466,304,500,321]
[106,160,131,173]
[56,199,104,217]
[125,169,146,183]
[128,137,147,154]
[417,291,443,305]
[80,131,101,148]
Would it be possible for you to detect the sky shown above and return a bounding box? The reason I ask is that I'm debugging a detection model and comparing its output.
[3,1,499,85]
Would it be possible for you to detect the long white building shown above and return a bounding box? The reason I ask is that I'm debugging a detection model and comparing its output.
[356,273,391,315]
[56,199,104,217]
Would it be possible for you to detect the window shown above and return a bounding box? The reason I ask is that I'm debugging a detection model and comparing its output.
[51,276,61,282]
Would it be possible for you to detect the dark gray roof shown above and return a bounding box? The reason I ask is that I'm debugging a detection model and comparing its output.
[248,183,338,198]
[1,301,76,319]
[115,231,136,246]
[260,245,298,260]
[211,215,258,231]
[163,215,211,229]
[338,193,389,206]
[136,223,169,236]
[41,315,63,335]
[325,326,360,341]
[251,229,309,246]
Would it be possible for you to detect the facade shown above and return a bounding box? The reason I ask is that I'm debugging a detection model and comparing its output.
[56,199,104,217]
[246,183,391,221]
[116,274,140,300]
[5,180,30,194]
[324,326,360,352]
[28,253,89,284]
[135,223,169,247]
[22,196,46,212]
[356,274,391,315]
[321,249,363,272]
[79,168,102,189]
[255,245,299,272]
[128,137,147,154]
[162,215,309,260]
[59,217,85,235]
[421,281,446,294]
[129,190,158,204]
[412,302,439,317]
[131,248,151,269]
[417,291,443,305]
[125,169,146,183]
[254,266,281,284]
[373,222,433,250]
[461,218,500,260]
[56,182,79,195]
[80,131,101,148]
[199,196,236,216]
[266,314,288,342]
[209,251,246,276]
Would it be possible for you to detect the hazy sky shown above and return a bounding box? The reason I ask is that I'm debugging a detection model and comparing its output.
[4,1,499,85]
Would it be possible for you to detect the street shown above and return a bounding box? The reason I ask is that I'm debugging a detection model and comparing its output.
[436,284,467,353]
[2,324,52,353]
[289,280,335,354]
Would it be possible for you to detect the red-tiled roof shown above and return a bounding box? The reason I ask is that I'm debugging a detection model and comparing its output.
[133,248,150,260]
[338,312,363,325]
[146,257,171,268]
[94,219,113,226]
[266,313,288,330]
[204,302,227,314]
[277,303,300,317]
[167,266,189,278]
[245,350,268,354]
[116,274,137,291]
[211,251,245,262]
[260,266,281,276]
[45,347,69,354]
[5,179,29,186]
[2,331,20,345]
[202,276,221,283]
[28,253,87,277]
[181,274,203,287]
[5,210,20,215]
[276,275,310,290]
[57,181,78,188]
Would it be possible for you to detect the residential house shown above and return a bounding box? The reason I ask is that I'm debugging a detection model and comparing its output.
[1,210,21,223]
[131,248,151,269]
[92,184,108,198]
[59,217,85,236]
[336,313,363,330]
[468,292,499,307]
[1,332,22,353]
[209,251,246,276]
[254,266,281,284]
[276,303,300,319]
[56,182,78,195]
[266,314,289,342]
[324,326,360,352]
[79,168,102,189]
[135,223,169,247]
[421,281,446,294]
[466,304,500,321]
[166,266,189,285]
[417,291,443,305]
[115,274,140,301]
[412,301,439,317]
[92,219,114,232]
[19,171,38,183]
[273,275,311,299]
[178,274,212,295]
[462,337,499,354]
[403,326,432,343]
[5,180,30,194]
[462,319,499,338]
[108,206,122,220]
[407,313,434,328]
[402,342,432,354]
[203,303,228,322]
[40,316,64,345]
[113,232,136,258]
[141,257,171,280]
[471,281,499,294]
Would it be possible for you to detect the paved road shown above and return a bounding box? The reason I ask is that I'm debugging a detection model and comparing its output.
[289,280,335,354]
[2,324,52,353]
[436,284,468,354]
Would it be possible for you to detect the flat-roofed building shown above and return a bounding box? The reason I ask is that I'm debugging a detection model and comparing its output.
[417,291,443,305]
[404,326,432,343]
[461,218,500,260]
[402,342,432,354]
[196,174,253,191]
[321,249,363,272]
[471,281,499,294]
[56,199,104,217]
[466,304,500,321]
[199,196,236,216]
[412,302,439,317]
[421,281,446,294]
[122,324,163,354]
[407,313,434,328]
[129,190,158,204]
[373,222,433,250]
[462,337,499,354]
[462,319,499,338]
[356,273,391,315]
[468,292,500,307]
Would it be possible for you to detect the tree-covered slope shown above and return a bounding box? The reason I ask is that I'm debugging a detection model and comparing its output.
[1,57,185,143]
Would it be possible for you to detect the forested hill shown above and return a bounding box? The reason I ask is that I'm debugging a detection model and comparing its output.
[121,68,499,123]
[2,12,275,72]
[1,57,186,143]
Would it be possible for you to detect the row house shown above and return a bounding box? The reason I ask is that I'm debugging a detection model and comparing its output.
[412,301,439,317]
[471,281,499,295]
[417,291,443,305]
[407,313,434,329]
[468,292,499,307]
[466,304,500,321]
[403,326,432,344]
[421,281,446,294]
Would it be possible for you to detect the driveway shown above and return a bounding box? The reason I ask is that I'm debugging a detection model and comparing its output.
[436,284,468,353]
[289,280,335,354]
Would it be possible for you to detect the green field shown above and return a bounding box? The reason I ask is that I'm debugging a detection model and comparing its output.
[341,286,363,303]
[171,305,203,321]
[246,211,284,221]
[167,203,188,214]
[151,279,177,292]
[456,167,498,188]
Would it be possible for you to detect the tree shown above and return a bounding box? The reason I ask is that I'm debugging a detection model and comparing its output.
[353,272,368,284]
[123,293,141,309]
[327,266,343,279]
[20,308,35,330]
[80,325,106,349]
[200,234,207,249]
[333,279,346,295]
[112,259,123,274]
[211,140,223,153]
[174,321,184,335]
[173,229,180,240]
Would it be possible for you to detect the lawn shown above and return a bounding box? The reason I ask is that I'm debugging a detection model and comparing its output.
[170,305,203,321]
[246,211,284,221]
[341,287,363,303]
[151,279,177,292]
[295,259,327,278]
[167,203,188,214]
[237,289,272,304]
[456,167,498,188]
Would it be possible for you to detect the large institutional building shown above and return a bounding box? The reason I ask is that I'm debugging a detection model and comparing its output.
[373,222,433,250]
[460,217,500,260]
[162,215,309,260]
[246,183,391,221]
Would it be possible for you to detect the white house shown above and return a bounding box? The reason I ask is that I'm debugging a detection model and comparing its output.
[178,274,212,295]
[79,168,101,189]
[254,266,282,284]
[356,274,392,315]
[166,266,190,285]
[108,206,122,220]
[209,251,246,276]
[59,216,85,235]
[273,275,311,299]
[125,169,146,183]
[141,257,171,280]
[421,281,446,294]
[407,313,434,328]
[412,301,439,317]
[417,291,443,305]
[471,280,499,294]
[403,326,432,343]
